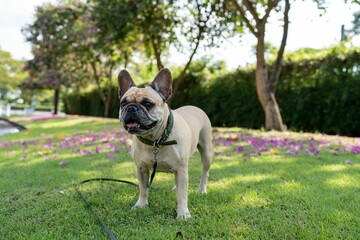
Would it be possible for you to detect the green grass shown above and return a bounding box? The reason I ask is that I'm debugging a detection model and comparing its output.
[1,116,359,239]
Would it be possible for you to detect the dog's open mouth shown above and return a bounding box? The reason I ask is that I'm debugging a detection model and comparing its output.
[126,122,140,129]
[125,121,158,133]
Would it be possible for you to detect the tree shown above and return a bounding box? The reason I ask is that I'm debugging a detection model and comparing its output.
[90,0,234,103]
[89,0,178,71]
[82,1,137,117]
[144,0,235,103]
[22,3,83,114]
[350,10,360,35]
[23,1,129,117]
[170,0,235,102]
[0,49,26,102]
[228,1,359,131]
[229,0,289,131]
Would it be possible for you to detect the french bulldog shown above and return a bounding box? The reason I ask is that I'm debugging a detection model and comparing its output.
[118,68,213,219]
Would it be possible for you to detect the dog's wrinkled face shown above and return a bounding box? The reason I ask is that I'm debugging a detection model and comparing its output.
[120,87,164,134]
[118,68,172,135]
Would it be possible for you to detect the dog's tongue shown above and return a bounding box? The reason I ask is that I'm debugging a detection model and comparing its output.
[126,122,140,128]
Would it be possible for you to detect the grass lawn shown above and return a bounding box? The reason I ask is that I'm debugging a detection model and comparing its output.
[1,116,359,239]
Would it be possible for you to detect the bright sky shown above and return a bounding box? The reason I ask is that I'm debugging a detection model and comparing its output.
[0,0,359,69]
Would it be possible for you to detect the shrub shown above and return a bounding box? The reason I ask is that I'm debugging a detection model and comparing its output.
[63,45,360,136]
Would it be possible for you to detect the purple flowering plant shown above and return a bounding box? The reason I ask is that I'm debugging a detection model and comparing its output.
[1,117,359,165]
[1,116,359,238]
[212,129,360,162]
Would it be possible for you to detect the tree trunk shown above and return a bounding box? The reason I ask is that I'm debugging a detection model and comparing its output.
[104,84,112,118]
[91,59,110,118]
[53,88,60,115]
[104,63,115,118]
[269,0,290,93]
[230,0,285,131]
[151,37,163,71]
[104,99,110,118]
[256,29,284,131]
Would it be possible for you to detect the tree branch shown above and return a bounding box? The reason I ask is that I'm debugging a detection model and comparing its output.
[169,0,205,103]
[91,58,106,104]
[269,0,290,93]
[104,61,115,117]
[151,36,164,71]
[106,61,114,93]
[231,0,257,36]
[171,28,203,103]
[262,0,280,23]
[243,0,260,23]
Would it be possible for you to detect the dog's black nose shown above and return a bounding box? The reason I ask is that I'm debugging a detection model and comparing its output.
[127,104,139,113]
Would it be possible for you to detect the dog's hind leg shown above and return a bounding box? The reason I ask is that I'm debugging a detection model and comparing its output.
[196,127,213,194]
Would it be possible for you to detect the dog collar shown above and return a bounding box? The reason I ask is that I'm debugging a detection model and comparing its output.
[136,109,177,147]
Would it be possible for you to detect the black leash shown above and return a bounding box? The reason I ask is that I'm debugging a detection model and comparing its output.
[75,111,177,238]
[75,178,138,240]
[137,110,177,187]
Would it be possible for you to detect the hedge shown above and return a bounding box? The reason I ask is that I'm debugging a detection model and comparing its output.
[63,45,360,137]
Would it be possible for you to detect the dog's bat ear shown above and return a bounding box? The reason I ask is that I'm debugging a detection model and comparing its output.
[118,69,136,99]
[150,68,172,101]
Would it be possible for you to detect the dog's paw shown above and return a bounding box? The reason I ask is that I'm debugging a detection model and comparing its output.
[131,200,148,210]
[196,187,207,194]
[176,209,191,220]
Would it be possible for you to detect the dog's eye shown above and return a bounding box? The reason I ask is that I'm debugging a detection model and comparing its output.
[142,101,154,109]
[120,101,128,108]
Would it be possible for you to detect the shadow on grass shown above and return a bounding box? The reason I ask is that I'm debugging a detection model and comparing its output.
[0,118,120,142]
[1,135,359,239]
[201,153,360,239]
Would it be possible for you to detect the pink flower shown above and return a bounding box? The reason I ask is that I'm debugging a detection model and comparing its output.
[214,152,221,157]
[286,150,300,155]
[85,150,92,156]
[106,153,117,159]
[236,146,244,153]
[95,147,100,154]
[111,146,120,153]
[351,146,360,154]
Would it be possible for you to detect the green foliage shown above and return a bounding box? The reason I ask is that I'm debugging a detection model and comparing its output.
[172,44,360,136]
[22,3,84,89]
[278,44,360,136]
[353,11,360,33]
[171,61,264,129]
[63,88,120,118]
[63,44,360,136]
[0,49,26,101]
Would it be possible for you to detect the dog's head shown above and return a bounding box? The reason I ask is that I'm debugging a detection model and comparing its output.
[118,68,172,135]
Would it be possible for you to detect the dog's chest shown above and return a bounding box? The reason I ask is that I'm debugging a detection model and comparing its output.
[132,146,180,173]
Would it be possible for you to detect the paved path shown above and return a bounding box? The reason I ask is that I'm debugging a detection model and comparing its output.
[0,118,26,136]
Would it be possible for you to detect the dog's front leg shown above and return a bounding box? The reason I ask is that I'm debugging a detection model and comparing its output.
[175,167,191,219]
[132,166,149,209]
